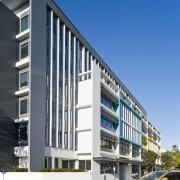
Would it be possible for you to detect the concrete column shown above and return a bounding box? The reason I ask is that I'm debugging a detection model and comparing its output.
[139,164,142,177]
[58,158,62,168]
[75,160,79,169]
[51,157,55,169]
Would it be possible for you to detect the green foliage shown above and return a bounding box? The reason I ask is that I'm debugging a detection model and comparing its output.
[143,150,158,172]
[161,151,174,169]
[52,168,86,172]
[172,145,179,154]
[7,168,28,172]
[161,146,180,170]
[37,168,51,172]
[175,154,180,168]
[37,168,86,172]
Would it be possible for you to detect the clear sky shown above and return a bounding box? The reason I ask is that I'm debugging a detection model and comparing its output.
[54,0,180,151]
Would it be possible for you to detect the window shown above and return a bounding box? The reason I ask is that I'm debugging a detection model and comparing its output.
[18,124,28,145]
[132,145,139,158]
[44,157,52,169]
[101,92,117,112]
[101,115,116,132]
[62,160,75,169]
[20,42,29,59]
[20,99,28,115]
[21,15,29,32]
[62,161,68,168]
[79,160,91,170]
[86,160,91,170]
[100,162,116,174]
[79,160,85,170]
[20,71,28,88]
[69,161,75,168]
[120,140,130,155]
[101,136,116,152]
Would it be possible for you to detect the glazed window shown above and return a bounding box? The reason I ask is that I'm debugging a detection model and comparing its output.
[20,71,28,88]
[21,15,29,32]
[20,41,29,59]
[79,160,91,170]
[20,99,28,115]
[18,124,28,145]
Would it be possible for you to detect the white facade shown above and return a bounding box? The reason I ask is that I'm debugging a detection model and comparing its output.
[0,0,161,179]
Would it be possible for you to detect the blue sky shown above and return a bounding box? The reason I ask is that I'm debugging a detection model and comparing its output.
[54,0,180,151]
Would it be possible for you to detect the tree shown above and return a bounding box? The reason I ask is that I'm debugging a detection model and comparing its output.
[172,145,179,154]
[143,150,158,172]
[161,151,174,169]
[172,145,179,165]
[175,154,180,169]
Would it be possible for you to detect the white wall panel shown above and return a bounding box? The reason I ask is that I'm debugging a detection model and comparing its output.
[78,80,92,106]
[78,108,92,129]
[78,131,92,153]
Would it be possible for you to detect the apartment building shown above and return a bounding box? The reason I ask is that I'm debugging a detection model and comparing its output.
[0,0,161,179]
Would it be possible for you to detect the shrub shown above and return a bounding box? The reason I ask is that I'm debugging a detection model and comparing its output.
[37,168,51,172]
[37,168,86,172]
[7,168,28,172]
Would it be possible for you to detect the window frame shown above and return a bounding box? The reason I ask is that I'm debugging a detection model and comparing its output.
[20,40,29,60]
[19,68,29,89]
[19,96,29,116]
[20,10,29,33]
[79,160,91,171]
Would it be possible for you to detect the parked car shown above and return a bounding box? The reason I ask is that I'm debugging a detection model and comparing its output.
[138,170,180,180]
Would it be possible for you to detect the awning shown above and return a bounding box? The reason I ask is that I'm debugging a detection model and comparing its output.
[94,154,143,165]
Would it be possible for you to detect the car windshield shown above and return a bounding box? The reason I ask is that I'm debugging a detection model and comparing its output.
[139,171,166,180]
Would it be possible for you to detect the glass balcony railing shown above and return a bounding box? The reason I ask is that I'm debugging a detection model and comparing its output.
[101,118,116,133]
[101,93,118,113]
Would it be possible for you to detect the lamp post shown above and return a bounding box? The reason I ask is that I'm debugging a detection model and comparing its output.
[113,166,116,180]
[1,168,5,180]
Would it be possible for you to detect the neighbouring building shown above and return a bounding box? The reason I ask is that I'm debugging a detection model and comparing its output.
[0,0,161,179]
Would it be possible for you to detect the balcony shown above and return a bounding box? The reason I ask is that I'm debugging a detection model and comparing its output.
[132,145,140,158]
[120,148,130,156]
[15,117,29,123]
[101,79,118,99]
[101,135,116,154]
[15,87,29,97]
[15,56,29,69]
[120,140,130,157]
[14,146,28,157]
[101,145,115,153]
[101,92,119,119]
[101,104,118,119]
[101,114,117,133]
[101,128,118,140]
[16,29,30,41]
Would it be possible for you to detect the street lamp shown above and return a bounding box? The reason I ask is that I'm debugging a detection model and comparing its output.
[113,166,116,180]
[1,168,5,180]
